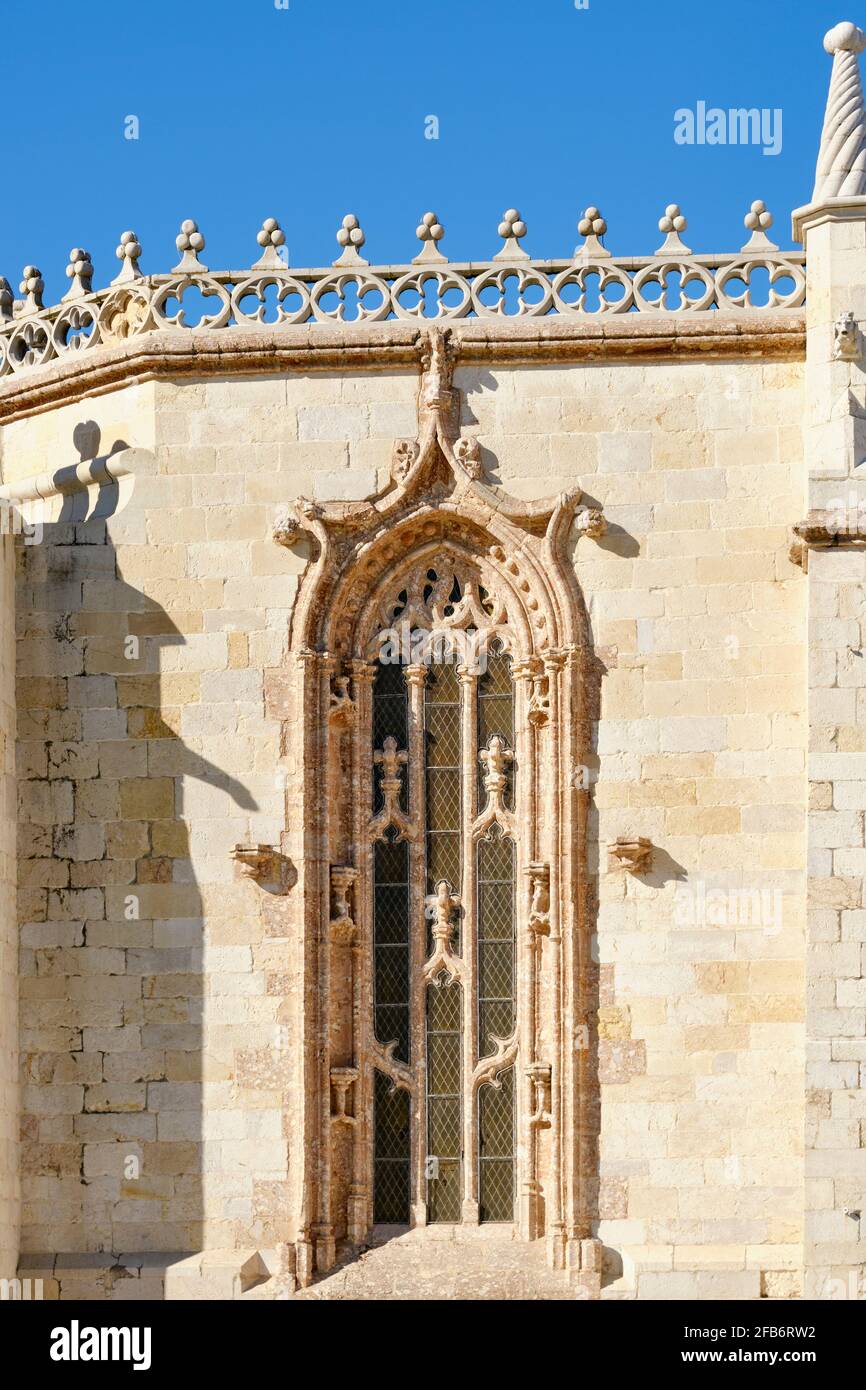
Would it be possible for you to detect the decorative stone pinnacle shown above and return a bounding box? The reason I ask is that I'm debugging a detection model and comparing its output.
[825,19,866,54]
[333,213,369,267]
[19,265,44,314]
[494,207,530,261]
[813,21,866,201]
[173,218,208,274]
[252,216,287,270]
[112,230,143,285]
[412,210,447,264]
[741,199,779,252]
[575,206,610,259]
[655,204,692,256]
[62,247,94,302]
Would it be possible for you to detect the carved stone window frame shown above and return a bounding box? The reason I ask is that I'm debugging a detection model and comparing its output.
[271,328,601,1288]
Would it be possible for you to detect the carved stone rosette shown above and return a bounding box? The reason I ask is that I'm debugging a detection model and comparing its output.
[271,327,597,1286]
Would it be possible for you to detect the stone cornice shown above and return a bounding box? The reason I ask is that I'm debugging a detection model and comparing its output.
[0,314,805,425]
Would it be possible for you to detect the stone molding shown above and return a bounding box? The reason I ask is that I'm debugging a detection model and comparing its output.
[0,314,805,426]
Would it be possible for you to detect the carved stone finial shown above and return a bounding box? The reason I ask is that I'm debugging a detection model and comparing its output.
[333,213,369,267]
[834,308,860,360]
[0,277,14,324]
[494,207,530,261]
[112,230,143,285]
[419,325,457,417]
[252,217,287,270]
[423,880,463,985]
[740,199,779,252]
[62,248,94,302]
[173,219,208,273]
[655,204,692,256]
[813,23,866,201]
[370,736,413,842]
[19,266,44,314]
[575,206,610,259]
[413,210,447,264]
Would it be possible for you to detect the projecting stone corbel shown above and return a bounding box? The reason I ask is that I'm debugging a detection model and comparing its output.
[330,1067,359,1125]
[789,509,866,573]
[231,844,292,892]
[608,836,654,875]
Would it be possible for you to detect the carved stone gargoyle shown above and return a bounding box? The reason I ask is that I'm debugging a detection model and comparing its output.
[608,836,653,875]
[834,310,860,362]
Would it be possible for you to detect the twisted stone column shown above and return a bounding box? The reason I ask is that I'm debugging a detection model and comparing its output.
[813,22,866,201]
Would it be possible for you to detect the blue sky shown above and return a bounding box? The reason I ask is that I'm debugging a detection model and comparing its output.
[0,0,851,301]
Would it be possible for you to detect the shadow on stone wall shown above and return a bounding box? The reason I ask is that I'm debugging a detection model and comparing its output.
[17,424,255,1298]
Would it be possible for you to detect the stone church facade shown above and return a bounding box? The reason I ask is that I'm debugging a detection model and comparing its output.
[0,22,865,1301]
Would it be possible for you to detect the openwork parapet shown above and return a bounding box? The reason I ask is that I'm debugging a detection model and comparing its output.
[0,203,805,380]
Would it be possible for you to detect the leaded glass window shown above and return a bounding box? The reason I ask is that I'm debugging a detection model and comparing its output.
[368,561,518,1228]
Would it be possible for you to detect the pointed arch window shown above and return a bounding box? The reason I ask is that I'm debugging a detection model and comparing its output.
[276,327,598,1284]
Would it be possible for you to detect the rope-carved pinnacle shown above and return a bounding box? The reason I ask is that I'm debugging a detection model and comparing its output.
[813,22,866,202]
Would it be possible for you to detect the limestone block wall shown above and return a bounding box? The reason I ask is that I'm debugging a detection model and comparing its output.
[0,526,18,1281]
[3,352,807,1295]
[457,357,808,1299]
[806,547,866,1294]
